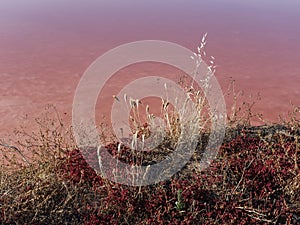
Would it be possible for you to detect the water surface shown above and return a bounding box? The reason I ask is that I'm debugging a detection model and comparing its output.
[0,0,299,136]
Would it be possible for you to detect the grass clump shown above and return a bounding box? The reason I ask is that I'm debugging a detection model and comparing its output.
[1,119,299,224]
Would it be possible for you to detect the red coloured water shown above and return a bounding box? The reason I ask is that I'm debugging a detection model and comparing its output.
[0,0,300,137]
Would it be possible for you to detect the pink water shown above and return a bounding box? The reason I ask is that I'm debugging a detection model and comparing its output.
[1,0,300,137]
